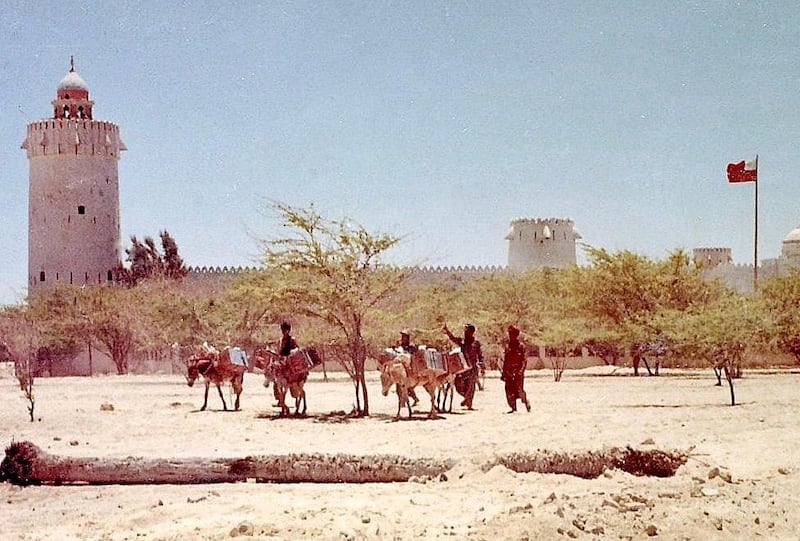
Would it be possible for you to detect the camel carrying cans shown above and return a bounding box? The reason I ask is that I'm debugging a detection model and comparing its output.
[443,348,470,375]
[285,347,322,379]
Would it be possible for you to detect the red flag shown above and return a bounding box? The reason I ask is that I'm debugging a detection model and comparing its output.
[727,157,757,183]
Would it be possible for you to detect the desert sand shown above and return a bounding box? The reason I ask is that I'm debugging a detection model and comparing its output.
[1,365,799,540]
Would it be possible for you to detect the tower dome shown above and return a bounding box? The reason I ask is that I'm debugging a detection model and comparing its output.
[781,225,800,260]
[57,65,89,92]
[52,57,92,118]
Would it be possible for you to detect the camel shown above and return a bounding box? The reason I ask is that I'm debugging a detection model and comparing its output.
[252,347,316,416]
[377,354,453,419]
[185,345,246,411]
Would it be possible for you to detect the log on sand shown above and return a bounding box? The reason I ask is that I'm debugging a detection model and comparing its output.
[0,441,454,486]
[1,441,688,486]
[495,447,688,479]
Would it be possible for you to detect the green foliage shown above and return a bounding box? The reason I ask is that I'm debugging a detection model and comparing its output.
[758,270,800,361]
[116,230,188,286]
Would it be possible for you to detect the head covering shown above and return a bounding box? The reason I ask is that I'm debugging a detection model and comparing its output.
[507,324,520,337]
[280,321,291,331]
[400,329,410,336]
[463,323,476,332]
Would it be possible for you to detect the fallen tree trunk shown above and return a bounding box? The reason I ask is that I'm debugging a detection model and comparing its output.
[1,441,454,486]
[495,447,688,478]
[1,441,688,486]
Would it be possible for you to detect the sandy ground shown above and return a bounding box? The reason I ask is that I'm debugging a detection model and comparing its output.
[1,366,799,540]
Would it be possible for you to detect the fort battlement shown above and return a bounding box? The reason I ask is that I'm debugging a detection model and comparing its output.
[22,119,125,158]
[509,217,574,226]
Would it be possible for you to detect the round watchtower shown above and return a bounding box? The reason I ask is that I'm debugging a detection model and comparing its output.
[505,218,580,271]
[21,59,126,290]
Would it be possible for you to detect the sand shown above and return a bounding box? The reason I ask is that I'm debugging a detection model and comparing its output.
[1,366,798,540]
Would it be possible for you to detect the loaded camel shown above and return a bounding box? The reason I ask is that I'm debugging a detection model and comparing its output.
[252,347,320,416]
[377,352,454,419]
[185,343,247,411]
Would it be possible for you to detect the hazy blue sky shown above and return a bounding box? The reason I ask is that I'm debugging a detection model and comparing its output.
[2,1,799,304]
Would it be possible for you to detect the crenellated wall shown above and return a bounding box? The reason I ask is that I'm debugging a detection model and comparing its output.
[21,119,125,158]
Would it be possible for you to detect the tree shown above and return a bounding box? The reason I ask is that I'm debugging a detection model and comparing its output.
[76,286,140,375]
[657,291,762,405]
[758,270,800,362]
[116,230,188,286]
[569,247,725,366]
[0,306,41,421]
[255,203,410,416]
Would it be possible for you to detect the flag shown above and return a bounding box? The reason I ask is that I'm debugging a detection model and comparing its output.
[727,157,757,183]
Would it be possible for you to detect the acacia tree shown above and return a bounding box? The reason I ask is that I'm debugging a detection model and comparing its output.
[570,247,722,366]
[256,203,409,416]
[657,291,762,405]
[0,306,41,421]
[76,285,140,375]
[758,270,800,362]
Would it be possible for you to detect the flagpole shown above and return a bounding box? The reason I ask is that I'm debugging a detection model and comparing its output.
[753,154,759,291]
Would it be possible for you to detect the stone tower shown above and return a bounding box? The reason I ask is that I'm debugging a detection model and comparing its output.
[692,247,732,269]
[505,218,581,271]
[21,59,126,291]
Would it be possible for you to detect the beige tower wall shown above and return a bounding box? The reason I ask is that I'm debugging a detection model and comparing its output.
[506,218,579,271]
[24,119,123,289]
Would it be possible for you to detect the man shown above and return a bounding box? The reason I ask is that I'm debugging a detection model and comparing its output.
[502,324,531,413]
[278,321,298,356]
[396,329,419,406]
[272,321,299,402]
[443,322,483,409]
[397,329,417,354]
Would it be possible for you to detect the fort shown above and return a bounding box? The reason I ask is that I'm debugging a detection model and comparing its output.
[23,63,800,295]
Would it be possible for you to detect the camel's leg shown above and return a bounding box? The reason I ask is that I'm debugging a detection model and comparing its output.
[423,382,438,418]
[201,382,210,411]
[713,366,722,386]
[278,385,289,416]
[216,383,228,411]
[233,377,242,411]
[446,383,454,413]
[395,384,410,418]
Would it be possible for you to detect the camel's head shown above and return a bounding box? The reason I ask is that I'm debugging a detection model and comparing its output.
[185,358,200,387]
[379,361,405,397]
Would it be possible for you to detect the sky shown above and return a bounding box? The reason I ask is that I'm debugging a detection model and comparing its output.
[2,1,800,305]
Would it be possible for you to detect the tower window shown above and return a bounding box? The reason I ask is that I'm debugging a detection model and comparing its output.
[107,270,113,281]
[40,271,46,282]
[78,205,86,214]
